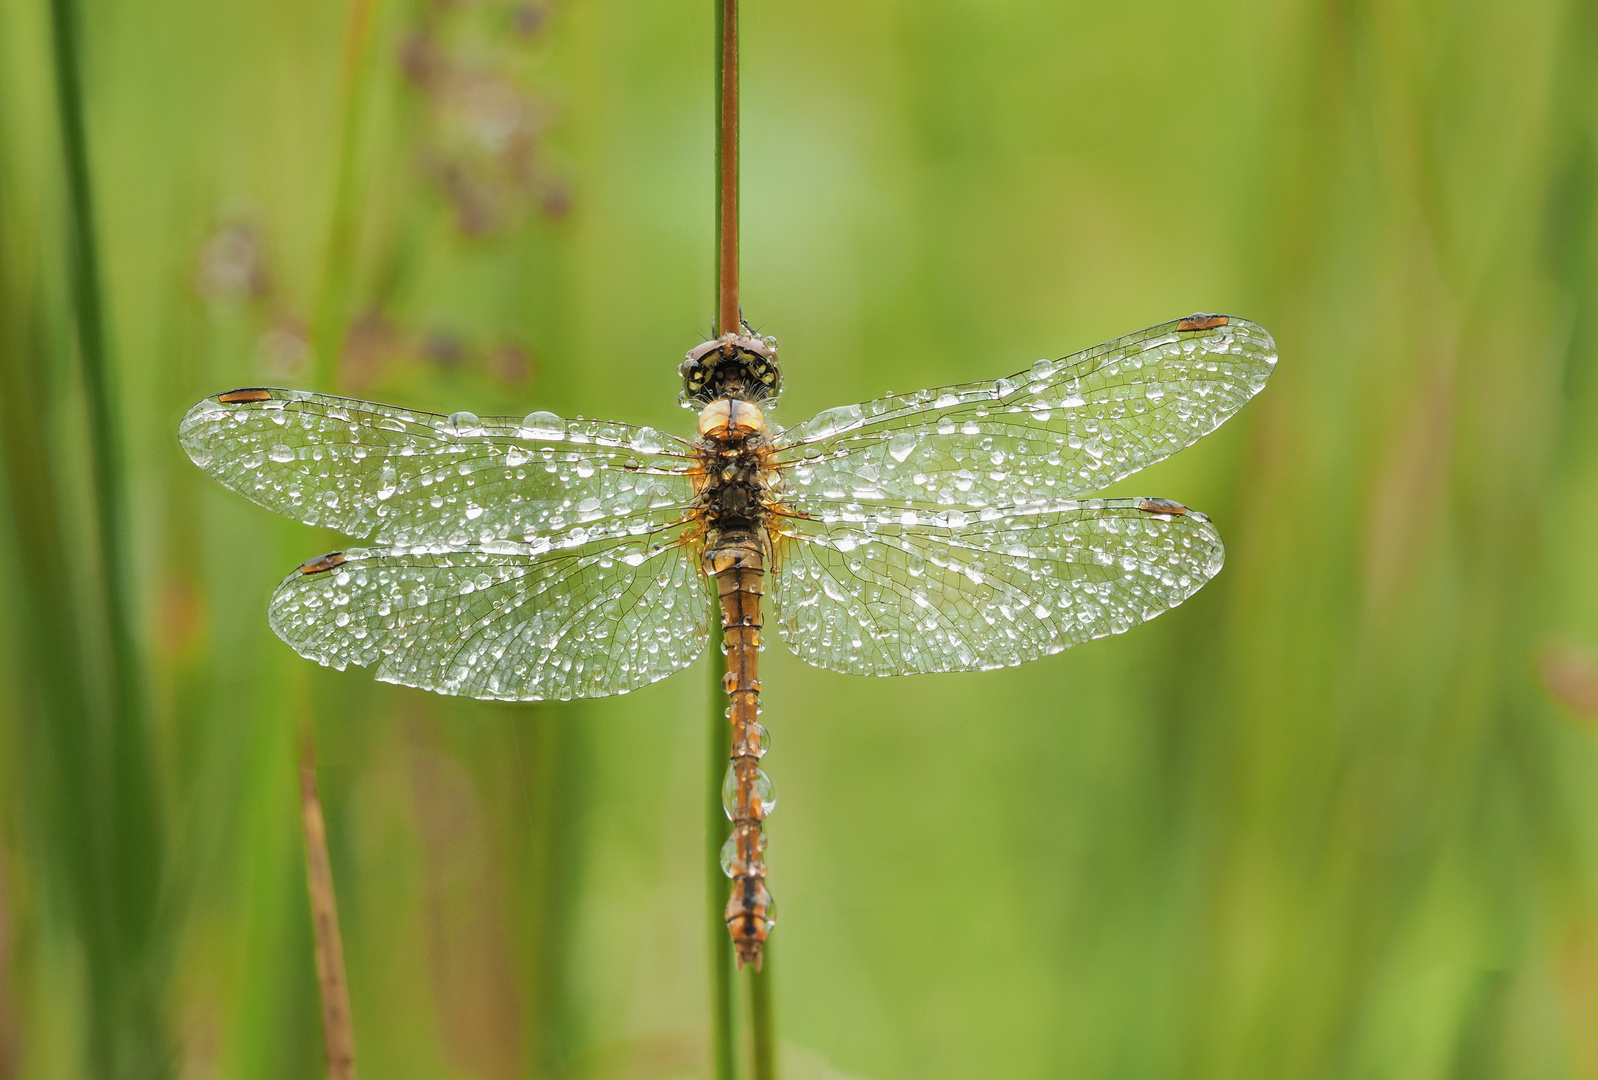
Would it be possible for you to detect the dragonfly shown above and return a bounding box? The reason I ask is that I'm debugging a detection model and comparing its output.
[180,312,1276,969]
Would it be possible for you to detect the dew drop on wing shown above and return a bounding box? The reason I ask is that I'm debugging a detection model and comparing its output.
[809,403,864,437]
[521,410,564,439]
[631,426,663,454]
[446,411,481,435]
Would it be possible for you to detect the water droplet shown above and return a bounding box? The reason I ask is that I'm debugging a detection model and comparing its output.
[1032,357,1057,380]
[631,426,662,454]
[887,432,917,462]
[268,445,294,463]
[722,764,777,818]
[719,828,768,877]
[377,465,397,500]
[521,410,564,439]
[446,411,481,435]
[809,403,864,437]
[993,377,1018,400]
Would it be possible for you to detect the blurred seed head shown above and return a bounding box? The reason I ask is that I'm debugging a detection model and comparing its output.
[341,310,403,392]
[423,329,467,368]
[195,221,270,305]
[489,342,532,386]
[255,323,312,380]
[1541,642,1598,719]
[157,575,205,661]
[398,32,444,91]
[399,0,567,236]
[511,3,548,36]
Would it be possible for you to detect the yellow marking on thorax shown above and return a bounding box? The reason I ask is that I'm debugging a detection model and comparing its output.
[698,398,768,441]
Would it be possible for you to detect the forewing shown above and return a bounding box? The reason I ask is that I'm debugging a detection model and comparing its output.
[180,389,697,544]
[769,499,1222,676]
[268,523,710,701]
[772,316,1275,509]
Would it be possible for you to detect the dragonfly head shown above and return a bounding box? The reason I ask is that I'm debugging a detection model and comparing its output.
[681,333,781,406]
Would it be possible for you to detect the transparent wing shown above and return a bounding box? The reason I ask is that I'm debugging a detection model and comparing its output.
[769,498,1223,677]
[268,523,710,701]
[180,388,698,545]
[771,315,1275,510]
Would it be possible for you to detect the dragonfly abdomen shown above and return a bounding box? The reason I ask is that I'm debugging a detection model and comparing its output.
[706,539,775,969]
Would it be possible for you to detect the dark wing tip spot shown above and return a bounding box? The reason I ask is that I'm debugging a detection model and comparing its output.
[298,552,347,575]
[1176,314,1230,332]
[218,388,274,404]
[1137,498,1188,517]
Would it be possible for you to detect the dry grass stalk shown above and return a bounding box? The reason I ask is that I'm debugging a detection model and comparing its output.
[300,743,357,1080]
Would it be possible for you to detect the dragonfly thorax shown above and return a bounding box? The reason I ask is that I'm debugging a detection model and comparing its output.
[681,332,781,405]
[698,398,768,442]
[698,445,770,534]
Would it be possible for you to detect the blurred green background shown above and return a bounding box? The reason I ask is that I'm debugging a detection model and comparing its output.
[4,0,1598,1077]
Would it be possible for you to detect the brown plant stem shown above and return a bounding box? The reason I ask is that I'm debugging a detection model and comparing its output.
[710,4,743,1077]
[716,0,739,336]
[300,737,357,1080]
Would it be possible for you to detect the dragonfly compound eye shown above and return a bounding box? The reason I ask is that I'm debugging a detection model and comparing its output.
[682,333,782,405]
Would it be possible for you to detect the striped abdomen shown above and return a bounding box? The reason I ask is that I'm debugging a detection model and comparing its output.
[706,539,774,969]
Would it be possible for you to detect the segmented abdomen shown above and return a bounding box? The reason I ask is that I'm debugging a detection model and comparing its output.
[706,538,774,970]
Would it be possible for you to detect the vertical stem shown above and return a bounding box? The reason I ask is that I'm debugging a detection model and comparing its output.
[715,0,739,336]
[712,4,776,1076]
[709,2,740,1075]
[749,950,776,1080]
[708,612,736,1080]
[48,0,154,886]
[312,0,383,384]
[44,0,165,1073]
[300,735,357,1080]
